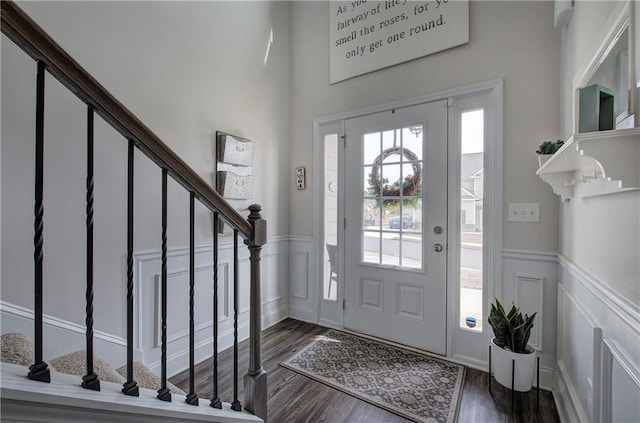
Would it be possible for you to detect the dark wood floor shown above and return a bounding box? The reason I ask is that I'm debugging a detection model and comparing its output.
[171,319,559,423]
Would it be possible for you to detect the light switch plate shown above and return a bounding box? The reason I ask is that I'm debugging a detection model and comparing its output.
[508,203,540,222]
[295,166,306,190]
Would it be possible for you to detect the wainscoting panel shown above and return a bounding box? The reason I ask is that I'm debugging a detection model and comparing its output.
[556,283,600,423]
[135,235,288,377]
[291,252,309,300]
[601,338,640,423]
[0,236,288,378]
[515,275,544,350]
[494,250,557,389]
[554,254,640,423]
[288,236,317,323]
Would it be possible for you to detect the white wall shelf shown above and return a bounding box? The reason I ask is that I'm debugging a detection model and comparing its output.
[536,128,640,200]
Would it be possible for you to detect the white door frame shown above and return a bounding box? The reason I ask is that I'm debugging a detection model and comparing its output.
[313,79,503,360]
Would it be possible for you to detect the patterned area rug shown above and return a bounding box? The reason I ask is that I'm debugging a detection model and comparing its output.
[281,329,465,423]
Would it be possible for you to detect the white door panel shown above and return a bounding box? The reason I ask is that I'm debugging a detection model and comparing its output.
[343,100,448,355]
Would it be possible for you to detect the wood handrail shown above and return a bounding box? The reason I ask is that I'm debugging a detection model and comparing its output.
[1,0,253,239]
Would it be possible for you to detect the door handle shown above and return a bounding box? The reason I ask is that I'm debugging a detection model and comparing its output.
[433,243,443,253]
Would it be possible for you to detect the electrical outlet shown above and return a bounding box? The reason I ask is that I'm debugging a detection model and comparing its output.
[508,203,541,222]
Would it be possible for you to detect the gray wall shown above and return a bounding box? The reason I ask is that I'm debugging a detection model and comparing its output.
[1,1,291,337]
[289,1,562,253]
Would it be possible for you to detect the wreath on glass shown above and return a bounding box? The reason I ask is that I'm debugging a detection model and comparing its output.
[368,147,422,198]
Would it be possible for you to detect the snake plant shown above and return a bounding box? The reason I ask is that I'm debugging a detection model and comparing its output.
[488,297,537,354]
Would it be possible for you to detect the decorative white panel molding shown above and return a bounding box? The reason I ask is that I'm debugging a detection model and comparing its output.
[289,236,316,323]
[557,283,600,423]
[262,252,284,304]
[396,283,423,320]
[515,275,544,350]
[152,264,223,348]
[498,249,557,390]
[292,251,309,300]
[556,254,640,423]
[135,236,288,377]
[601,338,640,423]
[238,258,251,314]
[359,278,383,312]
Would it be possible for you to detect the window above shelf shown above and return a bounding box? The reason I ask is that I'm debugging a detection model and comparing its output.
[536,128,640,200]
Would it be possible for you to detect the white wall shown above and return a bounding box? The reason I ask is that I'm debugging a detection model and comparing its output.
[290,1,561,253]
[559,1,639,302]
[1,1,290,350]
[556,2,640,421]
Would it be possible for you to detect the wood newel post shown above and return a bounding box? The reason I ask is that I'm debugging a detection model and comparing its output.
[244,204,267,422]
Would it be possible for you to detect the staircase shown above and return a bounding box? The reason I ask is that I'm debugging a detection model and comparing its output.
[1,1,267,421]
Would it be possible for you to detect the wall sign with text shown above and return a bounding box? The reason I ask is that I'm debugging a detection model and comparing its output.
[329,0,469,83]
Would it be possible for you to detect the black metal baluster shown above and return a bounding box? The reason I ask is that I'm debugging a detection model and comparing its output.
[210,213,222,409]
[122,139,139,397]
[231,229,242,412]
[186,193,199,406]
[157,168,172,402]
[28,60,50,383]
[82,105,100,391]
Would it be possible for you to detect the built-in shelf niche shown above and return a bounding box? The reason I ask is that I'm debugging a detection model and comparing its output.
[536,128,640,200]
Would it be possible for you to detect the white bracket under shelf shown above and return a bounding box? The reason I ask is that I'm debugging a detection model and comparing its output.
[536,128,640,200]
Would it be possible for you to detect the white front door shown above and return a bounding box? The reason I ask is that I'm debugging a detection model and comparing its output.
[343,100,448,355]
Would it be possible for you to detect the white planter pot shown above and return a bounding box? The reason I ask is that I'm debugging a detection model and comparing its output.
[490,337,536,392]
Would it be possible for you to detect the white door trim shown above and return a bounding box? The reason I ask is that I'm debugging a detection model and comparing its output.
[313,79,504,359]
[446,84,504,364]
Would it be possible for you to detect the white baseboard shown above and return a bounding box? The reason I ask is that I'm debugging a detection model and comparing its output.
[262,304,289,330]
[0,301,141,367]
[288,305,315,323]
[317,318,343,330]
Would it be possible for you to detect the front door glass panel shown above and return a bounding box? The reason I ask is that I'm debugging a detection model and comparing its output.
[362,126,424,270]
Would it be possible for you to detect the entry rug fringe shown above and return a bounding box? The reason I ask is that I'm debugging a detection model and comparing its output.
[281,329,465,423]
